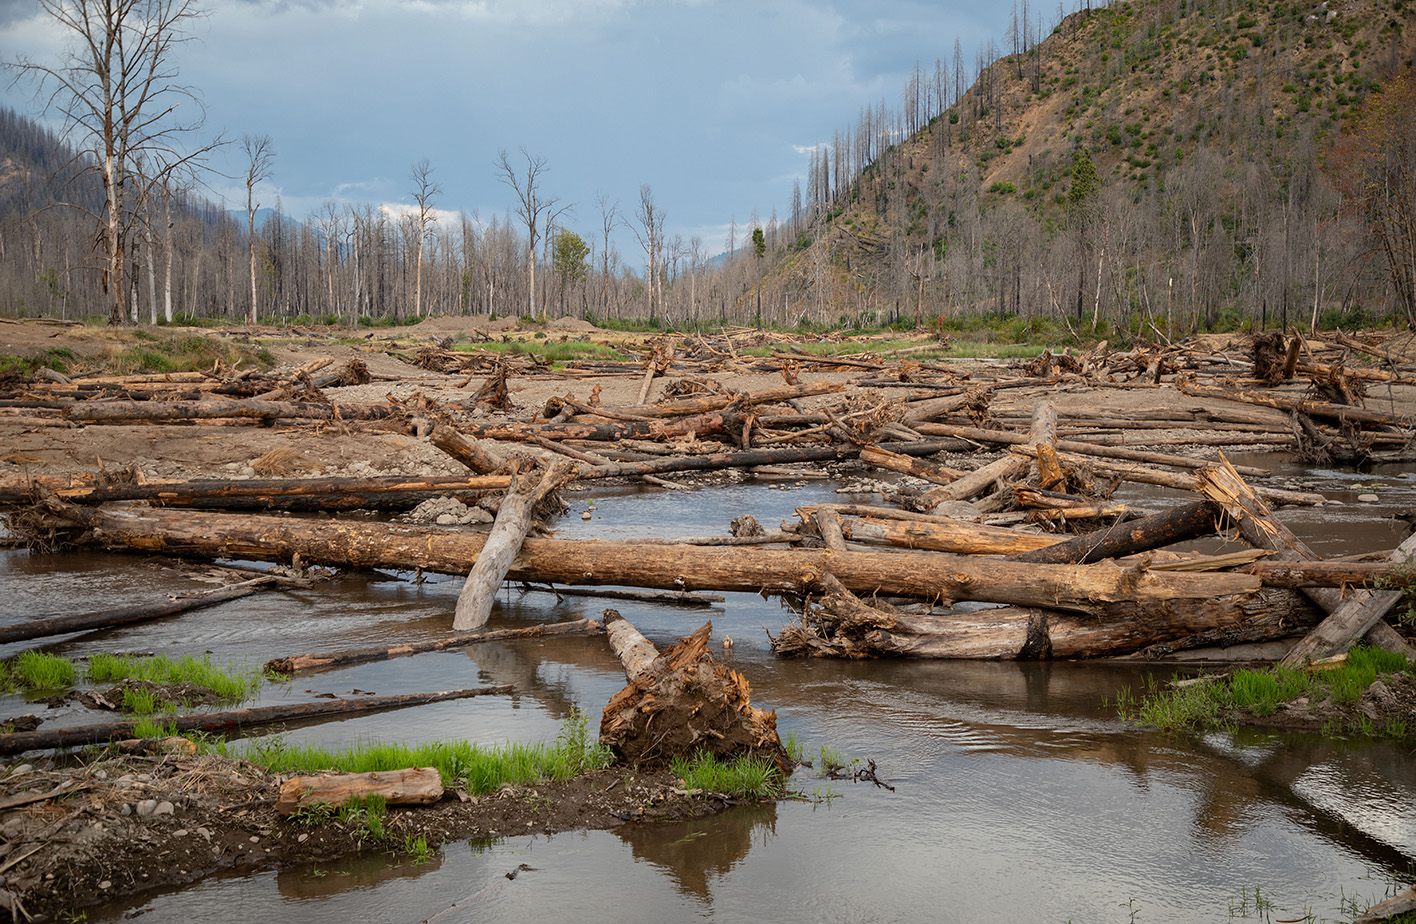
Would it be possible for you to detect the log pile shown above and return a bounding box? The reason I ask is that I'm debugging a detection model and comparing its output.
[4,326,1416,762]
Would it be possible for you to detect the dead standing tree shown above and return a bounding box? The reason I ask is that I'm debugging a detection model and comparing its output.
[243,133,274,325]
[496,147,556,318]
[8,0,221,325]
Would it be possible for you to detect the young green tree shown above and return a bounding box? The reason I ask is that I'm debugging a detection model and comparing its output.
[1067,146,1102,325]
[552,229,590,316]
[751,227,766,259]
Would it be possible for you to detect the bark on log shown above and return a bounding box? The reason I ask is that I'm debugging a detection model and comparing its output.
[857,445,964,485]
[0,686,513,757]
[52,505,1264,617]
[430,425,513,474]
[0,575,281,645]
[919,403,1057,508]
[776,586,1321,660]
[1013,501,1221,564]
[454,460,576,631]
[64,399,405,423]
[0,473,514,511]
[842,516,1058,555]
[599,613,784,767]
[605,380,843,419]
[276,767,444,816]
[264,619,605,675]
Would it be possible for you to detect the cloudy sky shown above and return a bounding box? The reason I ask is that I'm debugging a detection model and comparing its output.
[3,0,1011,260]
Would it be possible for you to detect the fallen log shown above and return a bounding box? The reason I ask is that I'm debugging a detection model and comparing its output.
[857,445,964,485]
[0,575,282,645]
[1012,501,1221,565]
[275,767,444,816]
[919,403,1057,508]
[454,460,576,631]
[1196,456,1416,663]
[775,585,1322,660]
[600,613,784,766]
[841,516,1057,556]
[63,398,406,423]
[46,504,1264,618]
[0,686,513,757]
[0,473,514,511]
[264,619,605,675]
[1180,384,1415,430]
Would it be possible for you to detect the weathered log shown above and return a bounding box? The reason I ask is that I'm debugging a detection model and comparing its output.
[0,473,514,511]
[1196,456,1416,663]
[842,516,1057,556]
[1013,501,1221,564]
[0,575,281,645]
[1180,383,1415,429]
[814,507,848,552]
[458,400,754,444]
[857,445,964,485]
[430,424,513,474]
[919,403,1057,508]
[276,767,444,816]
[63,398,405,422]
[51,505,1264,618]
[454,460,576,631]
[599,614,783,766]
[264,619,605,675]
[777,586,1321,660]
[0,686,513,757]
[601,381,844,419]
[913,421,1272,476]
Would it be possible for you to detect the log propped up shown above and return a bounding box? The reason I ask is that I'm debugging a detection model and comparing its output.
[600,612,784,767]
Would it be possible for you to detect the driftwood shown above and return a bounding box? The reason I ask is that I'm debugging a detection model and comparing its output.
[264,619,605,675]
[1012,501,1221,565]
[0,575,282,645]
[275,767,444,816]
[600,613,783,766]
[0,686,513,757]
[44,505,1265,619]
[454,460,576,631]
[1195,456,1416,663]
[919,402,1056,508]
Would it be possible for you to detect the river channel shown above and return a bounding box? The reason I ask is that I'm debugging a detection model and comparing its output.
[3,463,1415,923]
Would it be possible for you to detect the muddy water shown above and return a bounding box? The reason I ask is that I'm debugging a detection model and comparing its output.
[4,471,1416,923]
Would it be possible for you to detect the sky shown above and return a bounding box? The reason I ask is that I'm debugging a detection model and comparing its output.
[1,0,1010,262]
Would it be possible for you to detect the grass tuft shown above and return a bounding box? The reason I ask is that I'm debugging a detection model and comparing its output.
[670,751,784,800]
[12,651,77,689]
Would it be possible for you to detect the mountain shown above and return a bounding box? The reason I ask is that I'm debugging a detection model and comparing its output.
[757,0,1416,333]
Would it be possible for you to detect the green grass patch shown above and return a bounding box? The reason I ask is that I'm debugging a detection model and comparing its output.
[104,334,272,376]
[131,718,179,739]
[459,340,630,363]
[670,751,784,800]
[10,651,77,690]
[1122,645,1413,737]
[222,709,613,793]
[85,653,259,705]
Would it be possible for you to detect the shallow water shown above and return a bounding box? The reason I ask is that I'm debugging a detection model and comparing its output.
[3,471,1415,923]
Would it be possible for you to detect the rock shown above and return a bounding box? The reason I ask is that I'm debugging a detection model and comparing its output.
[934,500,982,521]
[136,799,158,817]
[154,801,175,816]
[1357,493,1380,504]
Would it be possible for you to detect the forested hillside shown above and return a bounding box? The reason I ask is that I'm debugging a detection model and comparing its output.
[762,0,1416,334]
[0,0,1412,330]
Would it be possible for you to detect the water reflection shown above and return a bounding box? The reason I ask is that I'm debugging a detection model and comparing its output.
[618,805,779,904]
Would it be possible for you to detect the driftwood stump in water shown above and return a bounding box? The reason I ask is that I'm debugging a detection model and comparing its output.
[599,612,785,768]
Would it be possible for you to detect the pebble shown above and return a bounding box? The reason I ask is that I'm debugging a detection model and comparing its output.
[154,801,175,816]
[136,799,158,817]
[99,880,111,890]
[1357,493,1380,503]
[298,833,309,843]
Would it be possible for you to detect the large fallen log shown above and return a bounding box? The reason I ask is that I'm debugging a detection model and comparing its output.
[63,398,406,423]
[46,504,1265,618]
[0,575,282,645]
[841,516,1057,556]
[264,619,605,675]
[0,686,513,757]
[1012,501,1221,564]
[0,473,514,511]
[600,613,783,766]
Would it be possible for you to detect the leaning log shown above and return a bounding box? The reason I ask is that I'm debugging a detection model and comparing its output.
[47,505,1265,618]
[0,575,281,645]
[600,614,783,767]
[453,460,575,631]
[264,619,605,675]
[0,686,513,757]
[1013,501,1221,564]
[1196,456,1416,663]
[275,767,444,816]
